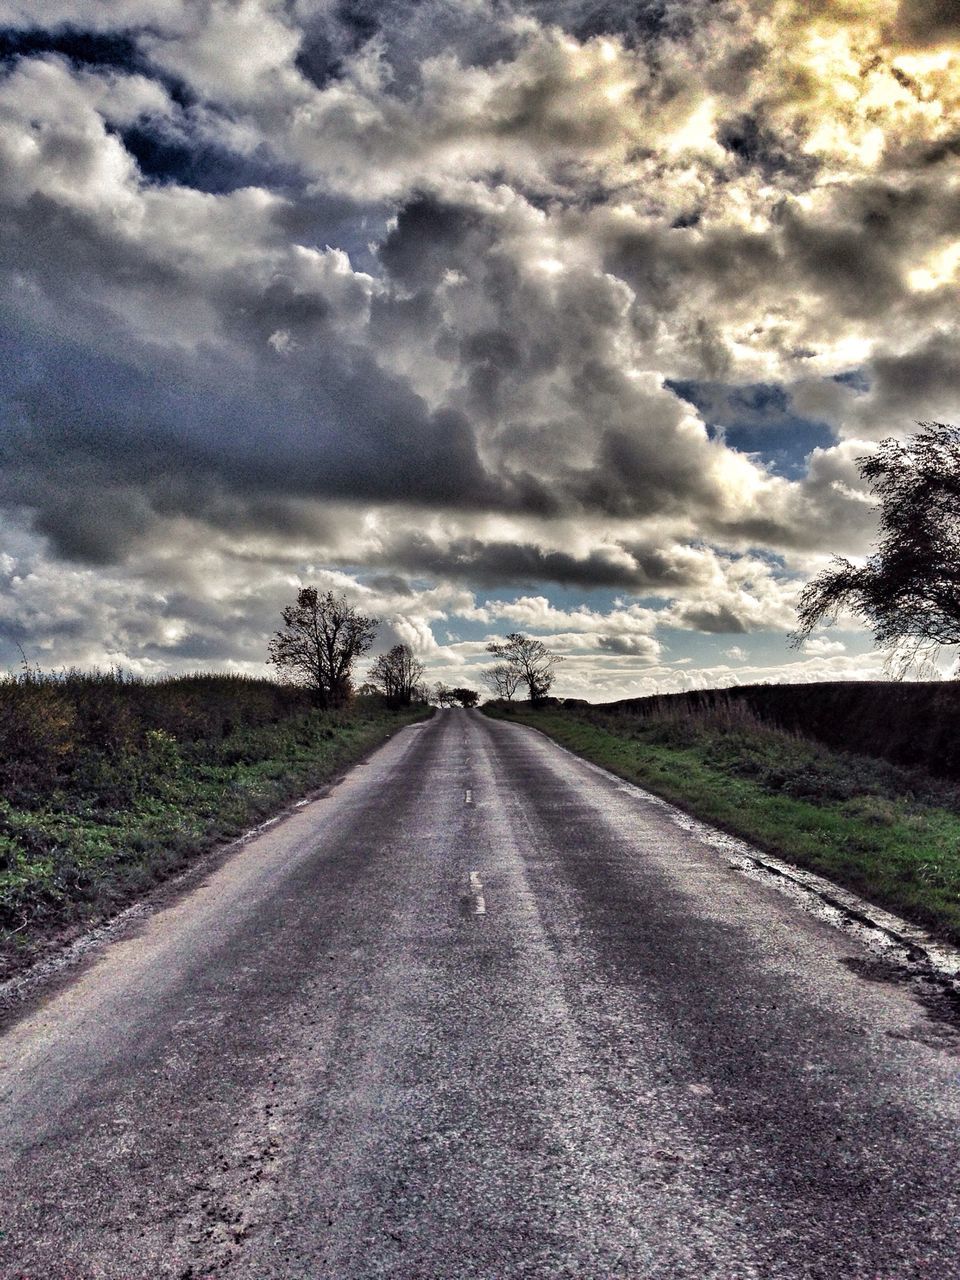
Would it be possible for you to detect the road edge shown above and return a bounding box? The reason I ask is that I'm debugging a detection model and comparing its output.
[499,713,960,985]
[0,714,433,1021]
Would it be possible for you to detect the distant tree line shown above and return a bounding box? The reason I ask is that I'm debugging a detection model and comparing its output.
[433,684,479,708]
[268,588,563,709]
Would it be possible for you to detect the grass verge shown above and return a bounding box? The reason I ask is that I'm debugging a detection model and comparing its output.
[485,702,960,944]
[1,703,430,980]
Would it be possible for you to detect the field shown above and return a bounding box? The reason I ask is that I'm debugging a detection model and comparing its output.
[486,695,960,944]
[0,670,429,978]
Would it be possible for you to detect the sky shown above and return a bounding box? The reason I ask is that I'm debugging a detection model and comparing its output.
[1,0,959,701]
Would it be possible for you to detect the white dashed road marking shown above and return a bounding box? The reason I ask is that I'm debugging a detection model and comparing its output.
[469,871,486,916]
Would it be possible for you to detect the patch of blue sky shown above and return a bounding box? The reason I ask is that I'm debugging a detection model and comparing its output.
[731,547,789,571]
[117,122,303,196]
[0,24,195,107]
[0,26,145,73]
[655,627,872,669]
[667,378,836,480]
[614,595,674,613]
[116,114,388,268]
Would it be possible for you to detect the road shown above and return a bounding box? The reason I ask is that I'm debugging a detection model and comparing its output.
[1,708,959,1279]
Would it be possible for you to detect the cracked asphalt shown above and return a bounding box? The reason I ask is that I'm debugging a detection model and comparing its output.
[2,708,959,1279]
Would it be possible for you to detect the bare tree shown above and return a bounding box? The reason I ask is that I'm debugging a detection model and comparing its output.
[480,662,522,701]
[368,643,426,706]
[792,422,960,676]
[268,588,377,707]
[485,632,562,703]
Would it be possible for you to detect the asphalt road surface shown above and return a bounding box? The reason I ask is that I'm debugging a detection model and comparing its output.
[2,709,959,1279]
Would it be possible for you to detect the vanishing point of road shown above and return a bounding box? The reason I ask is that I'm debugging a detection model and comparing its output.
[1,709,959,1279]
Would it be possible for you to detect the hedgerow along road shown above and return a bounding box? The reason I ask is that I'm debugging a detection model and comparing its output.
[1,708,958,1278]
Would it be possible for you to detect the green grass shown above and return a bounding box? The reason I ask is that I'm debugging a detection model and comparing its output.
[486,702,960,943]
[0,702,430,977]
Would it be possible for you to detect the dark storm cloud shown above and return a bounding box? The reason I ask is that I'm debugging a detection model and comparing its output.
[379,195,570,405]
[779,215,902,318]
[270,191,390,256]
[908,133,960,169]
[295,0,526,92]
[365,574,413,596]
[378,195,488,289]
[547,0,671,42]
[294,2,380,90]
[0,191,181,305]
[716,113,818,183]
[603,168,960,334]
[0,610,86,645]
[859,331,960,424]
[604,223,782,315]
[291,0,676,96]
[874,338,960,407]
[577,422,716,520]
[895,0,960,47]
[367,532,709,592]
[372,190,765,524]
[771,177,960,319]
[0,149,718,565]
[596,634,660,655]
[0,323,523,562]
[139,631,239,661]
[669,602,750,634]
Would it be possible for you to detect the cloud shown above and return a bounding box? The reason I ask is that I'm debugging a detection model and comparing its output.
[596,634,661,658]
[0,2,958,689]
[804,636,847,656]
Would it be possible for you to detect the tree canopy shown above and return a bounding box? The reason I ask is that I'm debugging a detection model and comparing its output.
[480,662,523,701]
[368,644,425,706]
[268,588,378,707]
[433,682,478,707]
[433,682,456,707]
[485,632,562,702]
[793,422,960,669]
[450,686,479,708]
